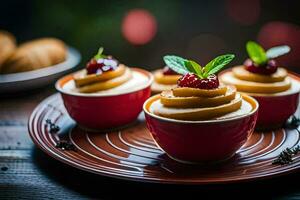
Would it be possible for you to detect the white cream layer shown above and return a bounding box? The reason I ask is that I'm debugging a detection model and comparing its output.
[63,70,149,96]
[221,72,300,96]
[149,98,253,120]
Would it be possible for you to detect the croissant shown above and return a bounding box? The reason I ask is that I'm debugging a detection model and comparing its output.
[1,38,67,74]
[0,30,16,71]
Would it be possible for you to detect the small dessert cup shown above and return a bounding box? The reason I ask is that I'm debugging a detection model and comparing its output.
[143,94,258,163]
[241,72,300,130]
[56,68,153,130]
[220,41,300,130]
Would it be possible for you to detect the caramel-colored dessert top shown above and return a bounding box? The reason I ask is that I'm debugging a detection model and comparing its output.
[220,66,293,94]
[149,85,253,121]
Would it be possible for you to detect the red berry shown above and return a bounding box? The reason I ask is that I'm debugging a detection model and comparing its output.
[86,58,118,75]
[244,59,277,75]
[86,59,100,74]
[177,73,219,89]
[162,66,178,75]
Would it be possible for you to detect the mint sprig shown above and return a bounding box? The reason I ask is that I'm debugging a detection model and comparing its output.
[163,54,235,79]
[246,41,290,66]
[266,45,290,59]
[185,60,203,78]
[94,47,107,60]
[203,55,235,76]
[246,41,268,65]
[163,55,189,75]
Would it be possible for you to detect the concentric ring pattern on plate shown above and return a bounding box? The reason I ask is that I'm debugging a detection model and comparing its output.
[28,93,300,184]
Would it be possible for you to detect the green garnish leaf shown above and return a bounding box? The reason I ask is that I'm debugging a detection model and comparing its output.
[163,55,189,75]
[94,47,106,60]
[203,54,235,76]
[246,41,268,65]
[266,45,290,59]
[163,54,235,79]
[184,60,203,78]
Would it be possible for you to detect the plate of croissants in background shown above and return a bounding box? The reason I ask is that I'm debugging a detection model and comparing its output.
[0,30,81,94]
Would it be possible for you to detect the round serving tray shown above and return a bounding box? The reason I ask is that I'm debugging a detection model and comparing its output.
[28,93,300,184]
[0,47,81,94]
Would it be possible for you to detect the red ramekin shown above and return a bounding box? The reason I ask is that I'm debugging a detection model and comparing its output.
[143,94,259,163]
[220,70,300,130]
[56,68,153,130]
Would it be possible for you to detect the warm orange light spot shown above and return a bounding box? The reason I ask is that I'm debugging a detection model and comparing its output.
[122,9,157,45]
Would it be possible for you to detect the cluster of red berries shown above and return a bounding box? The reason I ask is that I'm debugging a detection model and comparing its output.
[244,59,277,75]
[86,57,118,75]
[177,73,219,89]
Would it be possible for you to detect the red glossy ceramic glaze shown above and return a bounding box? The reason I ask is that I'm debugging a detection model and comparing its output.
[254,92,299,130]
[143,94,259,163]
[253,72,300,130]
[220,70,300,130]
[56,68,153,130]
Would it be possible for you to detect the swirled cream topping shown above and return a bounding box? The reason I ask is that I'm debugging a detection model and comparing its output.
[63,65,149,95]
[149,86,254,121]
[220,66,300,95]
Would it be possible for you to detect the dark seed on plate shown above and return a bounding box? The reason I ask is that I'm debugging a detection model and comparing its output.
[1,166,8,171]
[272,145,300,165]
[46,119,60,134]
[55,140,76,151]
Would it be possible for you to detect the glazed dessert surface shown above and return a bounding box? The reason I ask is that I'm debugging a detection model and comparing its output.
[151,69,181,93]
[64,47,152,94]
[153,69,181,85]
[63,69,149,95]
[148,86,255,121]
[220,66,300,95]
[219,41,297,96]
[149,97,252,120]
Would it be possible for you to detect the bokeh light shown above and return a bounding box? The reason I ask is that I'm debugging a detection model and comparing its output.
[122,9,157,45]
[258,21,300,67]
[226,0,261,26]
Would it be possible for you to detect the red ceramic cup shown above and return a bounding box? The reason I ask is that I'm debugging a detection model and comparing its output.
[56,68,153,130]
[252,73,300,130]
[143,94,259,163]
[220,70,300,130]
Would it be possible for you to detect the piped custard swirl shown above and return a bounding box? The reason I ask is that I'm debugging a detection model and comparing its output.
[68,47,136,93]
[74,64,132,93]
[149,85,254,121]
[220,41,298,95]
[220,66,291,94]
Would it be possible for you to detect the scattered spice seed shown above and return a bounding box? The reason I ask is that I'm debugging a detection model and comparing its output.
[272,145,300,165]
[55,140,76,151]
[46,119,60,134]
[284,116,300,129]
[1,166,8,171]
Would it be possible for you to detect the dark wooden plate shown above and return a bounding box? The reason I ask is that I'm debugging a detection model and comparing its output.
[28,93,300,184]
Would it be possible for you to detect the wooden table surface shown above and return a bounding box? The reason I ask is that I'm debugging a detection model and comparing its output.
[1,86,300,200]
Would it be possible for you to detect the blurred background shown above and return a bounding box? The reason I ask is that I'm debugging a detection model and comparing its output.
[1,0,300,71]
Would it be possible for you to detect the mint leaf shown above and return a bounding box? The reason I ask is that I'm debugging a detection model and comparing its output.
[184,60,203,78]
[163,55,189,75]
[246,41,268,65]
[266,45,290,59]
[94,47,106,60]
[203,54,235,76]
[163,54,234,79]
